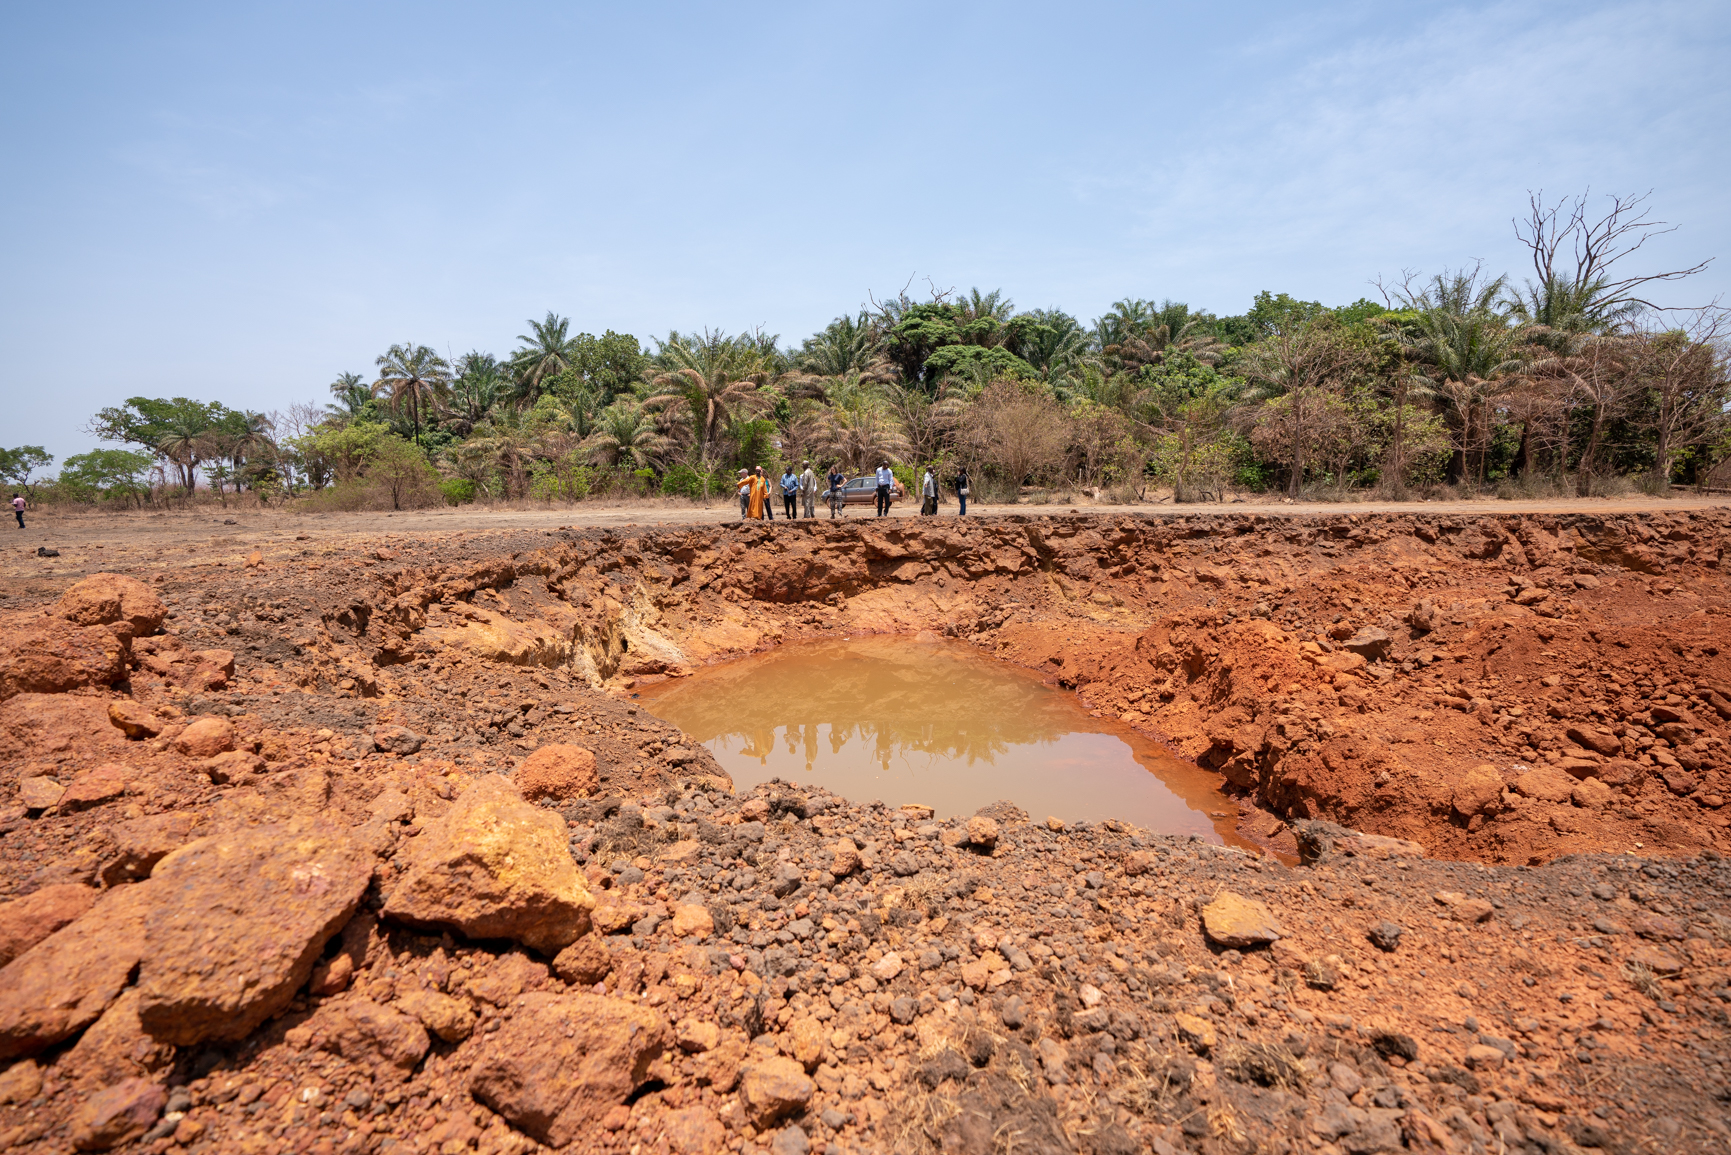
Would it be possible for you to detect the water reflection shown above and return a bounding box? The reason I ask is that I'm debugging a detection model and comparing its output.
[636,636,1243,844]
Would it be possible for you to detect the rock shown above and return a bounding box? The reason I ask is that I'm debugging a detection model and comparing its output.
[1407,600,1438,633]
[870,952,904,981]
[17,776,64,811]
[54,574,166,643]
[0,883,96,967]
[785,1015,824,1071]
[1566,725,1621,757]
[965,815,1000,848]
[1200,892,1283,948]
[394,988,476,1043]
[1433,893,1494,923]
[383,775,593,955]
[1122,850,1158,876]
[1571,778,1613,809]
[826,839,862,877]
[467,992,669,1148]
[1451,765,1504,819]
[134,823,374,1045]
[0,1059,42,1104]
[552,936,613,986]
[308,954,353,995]
[1630,913,1685,941]
[173,717,235,758]
[0,880,152,1060]
[1463,1044,1505,1070]
[671,904,714,939]
[1293,821,1424,863]
[1513,766,1578,804]
[662,1106,727,1154]
[59,990,174,1090]
[304,999,430,1078]
[68,1077,165,1152]
[739,1055,815,1126]
[1174,1013,1216,1054]
[1367,921,1403,952]
[1341,627,1392,660]
[96,813,198,886]
[0,619,126,699]
[371,725,424,756]
[201,750,263,784]
[770,1124,811,1155]
[1329,1062,1363,1096]
[59,765,131,812]
[676,1018,720,1053]
[1630,946,1683,975]
[105,702,161,740]
[514,744,598,801]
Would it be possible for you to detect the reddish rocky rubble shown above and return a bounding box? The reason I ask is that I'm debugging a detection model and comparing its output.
[0,516,1726,1154]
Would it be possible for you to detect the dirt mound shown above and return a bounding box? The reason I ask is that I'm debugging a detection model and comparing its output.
[0,510,1726,1154]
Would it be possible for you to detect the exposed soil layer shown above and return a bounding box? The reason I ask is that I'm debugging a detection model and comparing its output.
[1,509,1729,1155]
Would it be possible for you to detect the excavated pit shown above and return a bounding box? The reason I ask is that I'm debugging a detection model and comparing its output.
[2,507,1730,1154]
[634,635,1243,847]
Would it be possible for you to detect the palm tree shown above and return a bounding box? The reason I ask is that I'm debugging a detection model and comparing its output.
[645,330,772,456]
[445,352,508,435]
[1398,270,1522,486]
[373,344,451,449]
[797,312,888,379]
[582,400,669,469]
[507,313,581,407]
[327,371,373,420]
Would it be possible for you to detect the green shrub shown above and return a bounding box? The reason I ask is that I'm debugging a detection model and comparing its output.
[440,478,477,506]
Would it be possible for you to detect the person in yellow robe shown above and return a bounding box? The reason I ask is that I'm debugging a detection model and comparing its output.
[747,468,771,519]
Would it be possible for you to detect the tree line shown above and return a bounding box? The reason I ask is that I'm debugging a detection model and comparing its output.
[9,191,1728,512]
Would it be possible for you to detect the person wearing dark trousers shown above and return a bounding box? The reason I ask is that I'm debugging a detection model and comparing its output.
[758,466,774,519]
[920,466,937,515]
[780,467,799,519]
[10,494,23,529]
[954,467,969,516]
[827,465,847,518]
[874,462,893,517]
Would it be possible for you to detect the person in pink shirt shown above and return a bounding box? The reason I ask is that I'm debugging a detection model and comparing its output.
[10,494,22,530]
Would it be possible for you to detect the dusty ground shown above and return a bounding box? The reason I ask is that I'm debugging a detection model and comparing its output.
[1,501,1730,1155]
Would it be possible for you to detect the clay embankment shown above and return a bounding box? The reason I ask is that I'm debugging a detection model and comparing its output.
[0,511,1727,1154]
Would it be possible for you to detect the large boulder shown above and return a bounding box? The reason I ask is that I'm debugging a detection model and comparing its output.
[514,744,599,802]
[0,883,153,1060]
[0,883,97,967]
[1451,765,1505,819]
[134,823,375,1045]
[1200,892,1284,948]
[53,574,166,643]
[382,776,593,955]
[467,992,669,1148]
[0,617,126,701]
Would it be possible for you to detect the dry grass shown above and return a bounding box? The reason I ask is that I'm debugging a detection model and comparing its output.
[1216,1040,1309,1092]
[1622,960,1665,1002]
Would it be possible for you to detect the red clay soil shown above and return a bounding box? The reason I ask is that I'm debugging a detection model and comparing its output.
[0,509,1728,1155]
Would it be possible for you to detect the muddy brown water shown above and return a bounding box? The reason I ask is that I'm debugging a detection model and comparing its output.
[635,635,1248,847]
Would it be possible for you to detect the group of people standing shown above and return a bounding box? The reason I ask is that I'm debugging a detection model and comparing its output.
[734,462,971,521]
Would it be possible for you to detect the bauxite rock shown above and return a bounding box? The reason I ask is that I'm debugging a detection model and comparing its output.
[514,744,599,801]
[467,992,669,1148]
[134,823,374,1045]
[53,574,166,642]
[382,775,593,954]
[1200,892,1284,948]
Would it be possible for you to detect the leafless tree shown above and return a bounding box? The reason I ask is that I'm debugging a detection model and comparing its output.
[1511,190,1714,327]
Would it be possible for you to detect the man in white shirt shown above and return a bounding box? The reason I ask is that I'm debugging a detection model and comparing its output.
[874,463,893,517]
[920,466,937,515]
[798,461,818,518]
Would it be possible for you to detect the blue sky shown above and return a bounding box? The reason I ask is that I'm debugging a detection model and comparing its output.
[3,0,1727,465]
